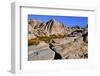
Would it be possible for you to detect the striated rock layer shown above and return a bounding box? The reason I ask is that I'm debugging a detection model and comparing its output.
[28,19,88,60]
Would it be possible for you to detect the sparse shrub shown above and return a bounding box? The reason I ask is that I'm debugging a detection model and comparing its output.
[28,34,65,46]
[57,34,64,38]
[28,38,40,46]
[50,34,57,39]
[38,36,51,43]
[82,28,88,31]
[28,31,31,34]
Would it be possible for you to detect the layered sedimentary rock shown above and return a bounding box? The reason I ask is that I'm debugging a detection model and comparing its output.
[28,19,88,60]
[28,19,66,39]
[28,41,55,60]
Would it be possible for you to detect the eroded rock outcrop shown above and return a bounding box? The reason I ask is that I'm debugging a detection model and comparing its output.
[28,19,66,40]
[28,19,88,60]
[28,41,55,60]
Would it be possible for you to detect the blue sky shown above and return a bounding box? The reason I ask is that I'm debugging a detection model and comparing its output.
[28,14,88,28]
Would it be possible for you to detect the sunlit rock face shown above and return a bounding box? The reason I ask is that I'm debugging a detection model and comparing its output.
[28,19,66,39]
[28,19,88,60]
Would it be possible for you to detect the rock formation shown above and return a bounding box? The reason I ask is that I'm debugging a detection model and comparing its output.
[28,19,88,60]
[28,19,66,40]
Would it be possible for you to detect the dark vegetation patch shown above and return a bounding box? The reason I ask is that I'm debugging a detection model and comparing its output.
[28,34,64,46]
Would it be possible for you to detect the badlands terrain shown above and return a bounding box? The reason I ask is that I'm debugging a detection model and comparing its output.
[28,19,88,60]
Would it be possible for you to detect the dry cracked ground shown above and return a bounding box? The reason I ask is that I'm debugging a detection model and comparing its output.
[28,19,88,61]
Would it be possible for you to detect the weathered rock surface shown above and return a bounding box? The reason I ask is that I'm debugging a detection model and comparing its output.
[49,36,88,59]
[28,19,88,60]
[28,19,66,40]
[28,41,55,60]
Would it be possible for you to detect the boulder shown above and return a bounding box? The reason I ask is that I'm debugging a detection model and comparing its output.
[28,41,55,60]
